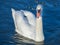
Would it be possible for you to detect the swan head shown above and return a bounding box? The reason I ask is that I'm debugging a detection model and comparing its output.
[36,4,42,10]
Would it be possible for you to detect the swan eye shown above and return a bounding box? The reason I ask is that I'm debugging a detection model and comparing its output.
[38,10,41,13]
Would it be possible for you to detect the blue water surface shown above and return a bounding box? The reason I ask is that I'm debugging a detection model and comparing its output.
[0,0,60,45]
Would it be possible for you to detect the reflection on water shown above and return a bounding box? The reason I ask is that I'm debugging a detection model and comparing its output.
[13,33,44,45]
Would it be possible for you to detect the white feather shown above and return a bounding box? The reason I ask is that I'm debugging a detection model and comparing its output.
[11,8,44,42]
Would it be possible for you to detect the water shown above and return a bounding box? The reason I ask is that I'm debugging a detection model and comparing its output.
[0,0,60,45]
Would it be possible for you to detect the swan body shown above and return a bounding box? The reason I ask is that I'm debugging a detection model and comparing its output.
[11,5,44,42]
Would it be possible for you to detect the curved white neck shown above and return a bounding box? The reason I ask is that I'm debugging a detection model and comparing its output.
[35,17,44,42]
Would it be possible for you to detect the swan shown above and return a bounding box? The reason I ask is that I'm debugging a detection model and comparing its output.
[11,4,44,42]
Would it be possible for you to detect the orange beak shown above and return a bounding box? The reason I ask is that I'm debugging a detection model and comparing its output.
[37,10,41,18]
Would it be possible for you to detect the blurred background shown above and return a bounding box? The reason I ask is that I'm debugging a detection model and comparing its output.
[0,0,60,45]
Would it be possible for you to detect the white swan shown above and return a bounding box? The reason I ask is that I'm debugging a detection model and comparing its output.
[11,5,44,42]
